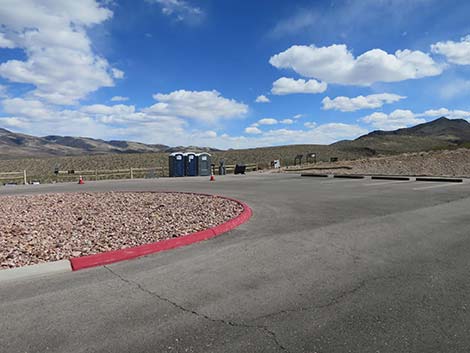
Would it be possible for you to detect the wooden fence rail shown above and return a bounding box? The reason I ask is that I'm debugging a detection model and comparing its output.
[218,163,258,173]
[0,170,27,184]
[55,167,166,181]
[1,163,258,185]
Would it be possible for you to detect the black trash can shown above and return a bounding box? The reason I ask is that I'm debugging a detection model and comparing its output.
[197,153,211,176]
[234,164,246,175]
[185,152,198,176]
[169,152,185,177]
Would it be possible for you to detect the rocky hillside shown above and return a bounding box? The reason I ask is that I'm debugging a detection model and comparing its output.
[0,128,169,159]
[333,117,470,155]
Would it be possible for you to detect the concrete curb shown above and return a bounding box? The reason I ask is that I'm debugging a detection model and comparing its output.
[333,174,365,179]
[0,192,252,279]
[0,260,71,283]
[300,173,329,178]
[371,176,411,181]
[415,177,463,183]
[71,196,252,271]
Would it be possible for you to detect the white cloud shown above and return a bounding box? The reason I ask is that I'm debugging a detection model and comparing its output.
[271,77,327,95]
[421,108,470,120]
[0,97,189,143]
[110,95,129,102]
[322,93,406,112]
[304,121,317,129]
[257,118,278,125]
[431,35,470,65]
[292,114,303,119]
[280,119,294,124]
[0,96,371,149]
[0,0,118,105]
[145,90,248,123]
[217,123,367,149]
[270,44,442,86]
[255,95,270,103]
[244,126,262,134]
[146,0,203,22]
[111,68,125,79]
[0,33,15,48]
[361,109,426,130]
[81,104,136,115]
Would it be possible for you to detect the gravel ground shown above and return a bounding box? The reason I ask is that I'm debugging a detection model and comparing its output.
[0,192,244,269]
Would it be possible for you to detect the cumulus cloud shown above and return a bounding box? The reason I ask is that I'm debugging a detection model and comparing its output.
[421,108,470,120]
[255,95,270,103]
[243,123,366,146]
[0,97,188,142]
[145,90,248,123]
[257,118,278,125]
[280,119,294,124]
[304,121,317,129]
[111,96,129,102]
[244,126,262,134]
[111,68,125,79]
[271,77,327,95]
[431,35,470,65]
[360,109,426,130]
[322,93,406,112]
[270,44,442,86]
[0,0,120,105]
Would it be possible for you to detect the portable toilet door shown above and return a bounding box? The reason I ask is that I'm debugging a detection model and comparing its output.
[197,153,211,176]
[169,152,185,177]
[185,152,198,176]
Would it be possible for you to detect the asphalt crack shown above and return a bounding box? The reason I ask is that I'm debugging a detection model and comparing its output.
[252,273,409,322]
[104,266,290,352]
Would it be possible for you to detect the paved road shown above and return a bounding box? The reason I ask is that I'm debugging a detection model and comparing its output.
[1,174,470,353]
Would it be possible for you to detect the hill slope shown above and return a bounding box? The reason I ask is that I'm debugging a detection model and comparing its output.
[0,129,170,159]
[333,117,470,154]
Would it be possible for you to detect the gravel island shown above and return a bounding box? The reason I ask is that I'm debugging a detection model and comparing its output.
[0,192,244,269]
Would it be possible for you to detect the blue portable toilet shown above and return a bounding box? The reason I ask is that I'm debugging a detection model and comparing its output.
[169,152,185,177]
[185,152,198,176]
[197,153,212,176]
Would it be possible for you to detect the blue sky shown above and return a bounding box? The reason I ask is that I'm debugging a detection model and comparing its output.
[0,0,470,149]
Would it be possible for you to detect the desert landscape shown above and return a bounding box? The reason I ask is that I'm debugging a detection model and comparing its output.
[1,116,469,182]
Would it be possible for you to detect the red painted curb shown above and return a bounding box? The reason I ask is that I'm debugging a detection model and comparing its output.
[70,194,252,271]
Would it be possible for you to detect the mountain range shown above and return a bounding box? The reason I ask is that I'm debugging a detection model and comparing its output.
[0,117,469,159]
[0,128,219,159]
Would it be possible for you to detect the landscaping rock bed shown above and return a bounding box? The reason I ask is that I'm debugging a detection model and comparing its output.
[0,192,244,269]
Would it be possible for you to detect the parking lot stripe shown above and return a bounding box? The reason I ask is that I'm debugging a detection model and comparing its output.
[363,180,411,186]
[413,183,464,190]
[320,179,362,184]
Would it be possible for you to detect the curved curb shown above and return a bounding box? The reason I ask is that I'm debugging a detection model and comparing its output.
[70,194,252,271]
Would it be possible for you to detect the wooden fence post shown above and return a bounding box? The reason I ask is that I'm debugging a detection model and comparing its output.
[130,168,134,179]
[23,170,27,185]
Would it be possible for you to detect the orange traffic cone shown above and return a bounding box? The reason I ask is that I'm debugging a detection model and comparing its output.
[210,173,215,182]
[78,176,84,185]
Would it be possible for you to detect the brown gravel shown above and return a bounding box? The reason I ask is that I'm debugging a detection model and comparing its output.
[0,192,244,269]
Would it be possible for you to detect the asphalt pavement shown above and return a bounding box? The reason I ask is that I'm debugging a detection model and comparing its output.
[1,173,470,353]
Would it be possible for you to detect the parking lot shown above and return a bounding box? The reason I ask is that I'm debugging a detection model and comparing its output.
[1,173,470,353]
